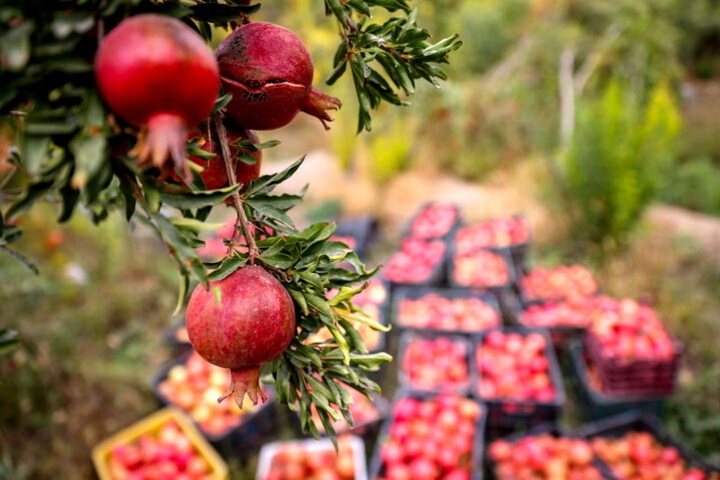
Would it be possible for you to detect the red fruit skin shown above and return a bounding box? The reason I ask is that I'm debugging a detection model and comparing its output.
[191,128,262,199]
[94,14,220,179]
[186,265,296,406]
[216,22,341,131]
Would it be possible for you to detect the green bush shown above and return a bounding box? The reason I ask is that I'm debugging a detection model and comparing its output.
[560,79,681,249]
[659,156,720,215]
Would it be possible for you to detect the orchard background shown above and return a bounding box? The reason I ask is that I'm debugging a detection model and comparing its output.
[2,0,720,479]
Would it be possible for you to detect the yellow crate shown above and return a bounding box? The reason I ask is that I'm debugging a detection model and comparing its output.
[92,407,229,480]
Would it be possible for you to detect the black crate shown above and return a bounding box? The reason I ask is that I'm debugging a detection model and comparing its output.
[391,285,503,335]
[454,213,532,275]
[397,330,473,395]
[569,341,669,422]
[574,411,720,479]
[515,263,599,305]
[382,237,448,290]
[584,329,682,397]
[484,422,614,480]
[368,389,486,480]
[512,297,593,351]
[447,245,516,296]
[150,351,280,462]
[403,201,462,241]
[471,327,566,438]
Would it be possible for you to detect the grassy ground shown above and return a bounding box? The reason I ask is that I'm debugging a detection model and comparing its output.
[1,196,719,479]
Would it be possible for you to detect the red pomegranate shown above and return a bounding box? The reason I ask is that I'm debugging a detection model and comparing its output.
[215,21,341,131]
[185,265,296,406]
[187,128,262,202]
[94,14,220,180]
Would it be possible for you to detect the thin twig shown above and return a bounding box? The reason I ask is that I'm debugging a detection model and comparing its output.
[212,113,260,261]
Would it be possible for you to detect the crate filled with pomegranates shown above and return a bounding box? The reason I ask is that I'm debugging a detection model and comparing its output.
[92,407,229,480]
[513,295,597,349]
[382,236,449,289]
[485,424,611,480]
[583,297,683,397]
[397,330,473,394]
[392,286,502,334]
[152,350,280,459]
[568,341,669,422]
[453,214,532,273]
[447,246,516,295]
[576,411,720,480]
[255,434,368,480]
[404,201,462,241]
[472,327,566,437]
[369,390,486,480]
[516,263,599,304]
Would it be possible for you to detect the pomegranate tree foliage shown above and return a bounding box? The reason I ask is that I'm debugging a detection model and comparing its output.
[0,1,460,440]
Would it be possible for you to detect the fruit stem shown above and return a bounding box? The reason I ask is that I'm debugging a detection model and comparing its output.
[212,113,260,261]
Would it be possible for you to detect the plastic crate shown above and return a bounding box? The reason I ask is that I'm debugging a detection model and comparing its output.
[568,341,668,422]
[574,411,720,479]
[447,246,516,297]
[397,330,472,394]
[453,213,532,274]
[516,263,599,304]
[391,285,502,334]
[471,327,566,438]
[485,422,613,480]
[256,434,368,480]
[513,297,595,350]
[584,330,683,397]
[382,237,448,289]
[92,407,229,480]
[404,201,461,241]
[151,350,280,461]
[368,389,486,480]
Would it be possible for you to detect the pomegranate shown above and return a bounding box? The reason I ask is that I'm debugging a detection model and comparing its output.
[94,14,220,180]
[215,21,341,131]
[185,265,296,407]
[179,127,261,202]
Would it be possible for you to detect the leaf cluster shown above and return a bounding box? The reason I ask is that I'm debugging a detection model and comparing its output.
[325,1,462,132]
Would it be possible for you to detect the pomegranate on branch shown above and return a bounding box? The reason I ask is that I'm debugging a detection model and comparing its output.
[185,265,296,407]
[94,13,220,181]
[216,21,341,131]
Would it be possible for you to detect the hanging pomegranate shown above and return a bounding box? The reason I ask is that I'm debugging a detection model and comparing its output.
[215,21,341,131]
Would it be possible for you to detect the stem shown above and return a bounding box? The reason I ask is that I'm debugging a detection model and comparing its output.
[212,113,260,261]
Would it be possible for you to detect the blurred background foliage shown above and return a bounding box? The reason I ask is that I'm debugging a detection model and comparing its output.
[3,0,720,477]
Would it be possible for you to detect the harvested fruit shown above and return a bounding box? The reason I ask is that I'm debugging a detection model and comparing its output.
[475,330,557,402]
[591,431,720,480]
[451,249,511,288]
[186,265,296,407]
[375,393,482,480]
[454,216,530,252]
[384,238,446,285]
[216,21,341,131]
[400,334,470,392]
[488,434,603,480]
[408,203,459,239]
[258,435,361,480]
[520,264,598,302]
[397,291,501,332]
[94,13,220,180]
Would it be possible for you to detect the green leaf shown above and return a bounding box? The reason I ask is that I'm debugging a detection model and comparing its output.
[159,184,240,209]
[0,244,39,275]
[244,156,305,196]
[18,135,51,175]
[207,255,247,282]
[69,132,107,190]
